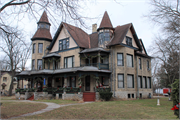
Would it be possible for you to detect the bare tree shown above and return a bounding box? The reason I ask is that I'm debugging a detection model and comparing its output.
[147,0,180,88]
[0,28,31,95]
[0,0,88,36]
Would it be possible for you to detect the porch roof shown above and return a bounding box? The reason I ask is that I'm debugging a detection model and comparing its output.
[42,53,61,59]
[17,66,111,76]
[79,47,110,53]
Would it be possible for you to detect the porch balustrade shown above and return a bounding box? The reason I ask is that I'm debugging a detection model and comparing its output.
[80,63,109,70]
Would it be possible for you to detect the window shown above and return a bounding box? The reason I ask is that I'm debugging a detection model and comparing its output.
[59,38,69,51]
[147,60,150,70]
[33,43,36,54]
[98,30,110,44]
[126,36,132,46]
[102,77,109,86]
[118,74,124,88]
[127,54,133,67]
[64,56,74,68]
[143,77,147,88]
[147,77,151,88]
[68,77,76,87]
[127,75,134,88]
[32,59,35,70]
[38,43,43,53]
[138,76,142,88]
[3,77,7,82]
[139,58,141,69]
[37,59,42,70]
[104,32,110,41]
[117,53,123,66]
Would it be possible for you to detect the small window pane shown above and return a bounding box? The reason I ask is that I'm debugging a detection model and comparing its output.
[37,59,42,70]
[38,43,43,53]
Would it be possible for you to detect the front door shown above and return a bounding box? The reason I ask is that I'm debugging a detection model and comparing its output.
[85,76,90,91]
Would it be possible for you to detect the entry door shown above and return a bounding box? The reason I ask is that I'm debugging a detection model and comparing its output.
[85,76,90,91]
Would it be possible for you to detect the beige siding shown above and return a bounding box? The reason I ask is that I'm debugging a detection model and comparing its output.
[50,26,78,53]
[122,29,138,48]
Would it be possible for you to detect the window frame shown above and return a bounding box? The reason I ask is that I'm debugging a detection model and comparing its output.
[139,58,141,69]
[38,43,43,53]
[33,43,36,54]
[32,59,35,70]
[143,76,147,88]
[117,53,124,66]
[126,54,133,67]
[127,74,134,88]
[59,38,69,51]
[147,77,151,88]
[64,56,74,68]
[126,36,132,46]
[3,77,7,82]
[118,74,124,88]
[37,59,42,70]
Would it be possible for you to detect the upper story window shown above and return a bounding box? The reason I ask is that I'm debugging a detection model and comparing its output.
[3,77,7,82]
[98,29,110,44]
[118,74,124,88]
[38,43,43,53]
[64,56,74,68]
[147,60,150,70]
[37,59,42,70]
[139,58,141,69]
[127,54,133,67]
[147,77,151,88]
[127,74,134,88]
[126,36,132,46]
[138,76,142,88]
[38,23,49,29]
[32,59,35,70]
[117,53,123,66]
[33,43,36,54]
[59,38,69,51]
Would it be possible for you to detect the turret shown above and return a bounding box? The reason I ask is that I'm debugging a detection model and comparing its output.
[97,11,114,48]
[31,11,52,70]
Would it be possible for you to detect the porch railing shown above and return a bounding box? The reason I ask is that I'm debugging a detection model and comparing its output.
[80,63,109,70]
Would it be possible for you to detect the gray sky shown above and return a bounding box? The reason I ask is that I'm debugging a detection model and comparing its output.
[16,0,158,69]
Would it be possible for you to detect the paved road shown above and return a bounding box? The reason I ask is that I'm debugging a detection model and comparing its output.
[1,100,93,119]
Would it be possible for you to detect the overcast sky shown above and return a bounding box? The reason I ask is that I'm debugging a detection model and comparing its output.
[7,0,159,69]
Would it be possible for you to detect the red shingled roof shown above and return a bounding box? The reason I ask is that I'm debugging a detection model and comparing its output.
[31,29,52,40]
[31,11,52,40]
[107,23,132,46]
[89,32,98,48]
[98,11,113,29]
[38,11,50,24]
[63,22,90,48]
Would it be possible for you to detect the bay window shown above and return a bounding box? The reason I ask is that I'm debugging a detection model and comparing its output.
[38,43,43,53]
[117,53,123,66]
[118,74,124,88]
[37,59,42,70]
[127,75,134,88]
[127,54,133,67]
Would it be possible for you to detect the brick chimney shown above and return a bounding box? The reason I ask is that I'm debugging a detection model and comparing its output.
[92,24,97,33]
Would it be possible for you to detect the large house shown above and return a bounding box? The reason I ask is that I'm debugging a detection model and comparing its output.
[17,11,152,100]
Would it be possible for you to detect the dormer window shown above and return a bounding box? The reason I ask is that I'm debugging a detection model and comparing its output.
[59,38,69,51]
[38,23,50,29]
[126,36,132,46]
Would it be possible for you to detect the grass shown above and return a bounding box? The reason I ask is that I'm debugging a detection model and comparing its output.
[35,99,78,105]
[20,97,177,119]
[1,102,47,119]
[1,96,16,100]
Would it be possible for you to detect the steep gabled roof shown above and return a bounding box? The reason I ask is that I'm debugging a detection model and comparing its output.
[107,23,142,51]
[48,22,90,50]
[98,11,113,31]
[89,32,98,48]
[38,11,50,25]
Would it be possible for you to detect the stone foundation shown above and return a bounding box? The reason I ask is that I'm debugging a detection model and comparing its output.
[62,92,83,101]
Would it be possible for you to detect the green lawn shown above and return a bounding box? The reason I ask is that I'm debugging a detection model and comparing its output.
[35,99,78,105]
[1,102,47,119]
[19,97,176,119]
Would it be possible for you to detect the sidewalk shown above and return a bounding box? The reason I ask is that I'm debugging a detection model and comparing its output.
[1,100,93,119]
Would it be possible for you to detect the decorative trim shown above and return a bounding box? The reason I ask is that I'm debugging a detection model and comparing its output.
[120,43,139,50]
[56,47,79,53]
[31,38,52,42]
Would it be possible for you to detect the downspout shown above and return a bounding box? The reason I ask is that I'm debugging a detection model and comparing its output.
[136,56,139,99]
[113,47,116,97]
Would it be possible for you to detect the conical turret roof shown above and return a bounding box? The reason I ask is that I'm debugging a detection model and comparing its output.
[98,11,113,31]
[38,11,50,25]
[31,11,52,41]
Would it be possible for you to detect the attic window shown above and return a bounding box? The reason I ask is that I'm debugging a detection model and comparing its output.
[59,38,69,51]
[126,36,132,46]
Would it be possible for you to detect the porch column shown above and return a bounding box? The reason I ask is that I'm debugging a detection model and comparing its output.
[53,58,55,70]
[48,61,50,69]
[42,59,44,69]
[52,78,55,87]
[98,52,100,69]
[22,78,23,88]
